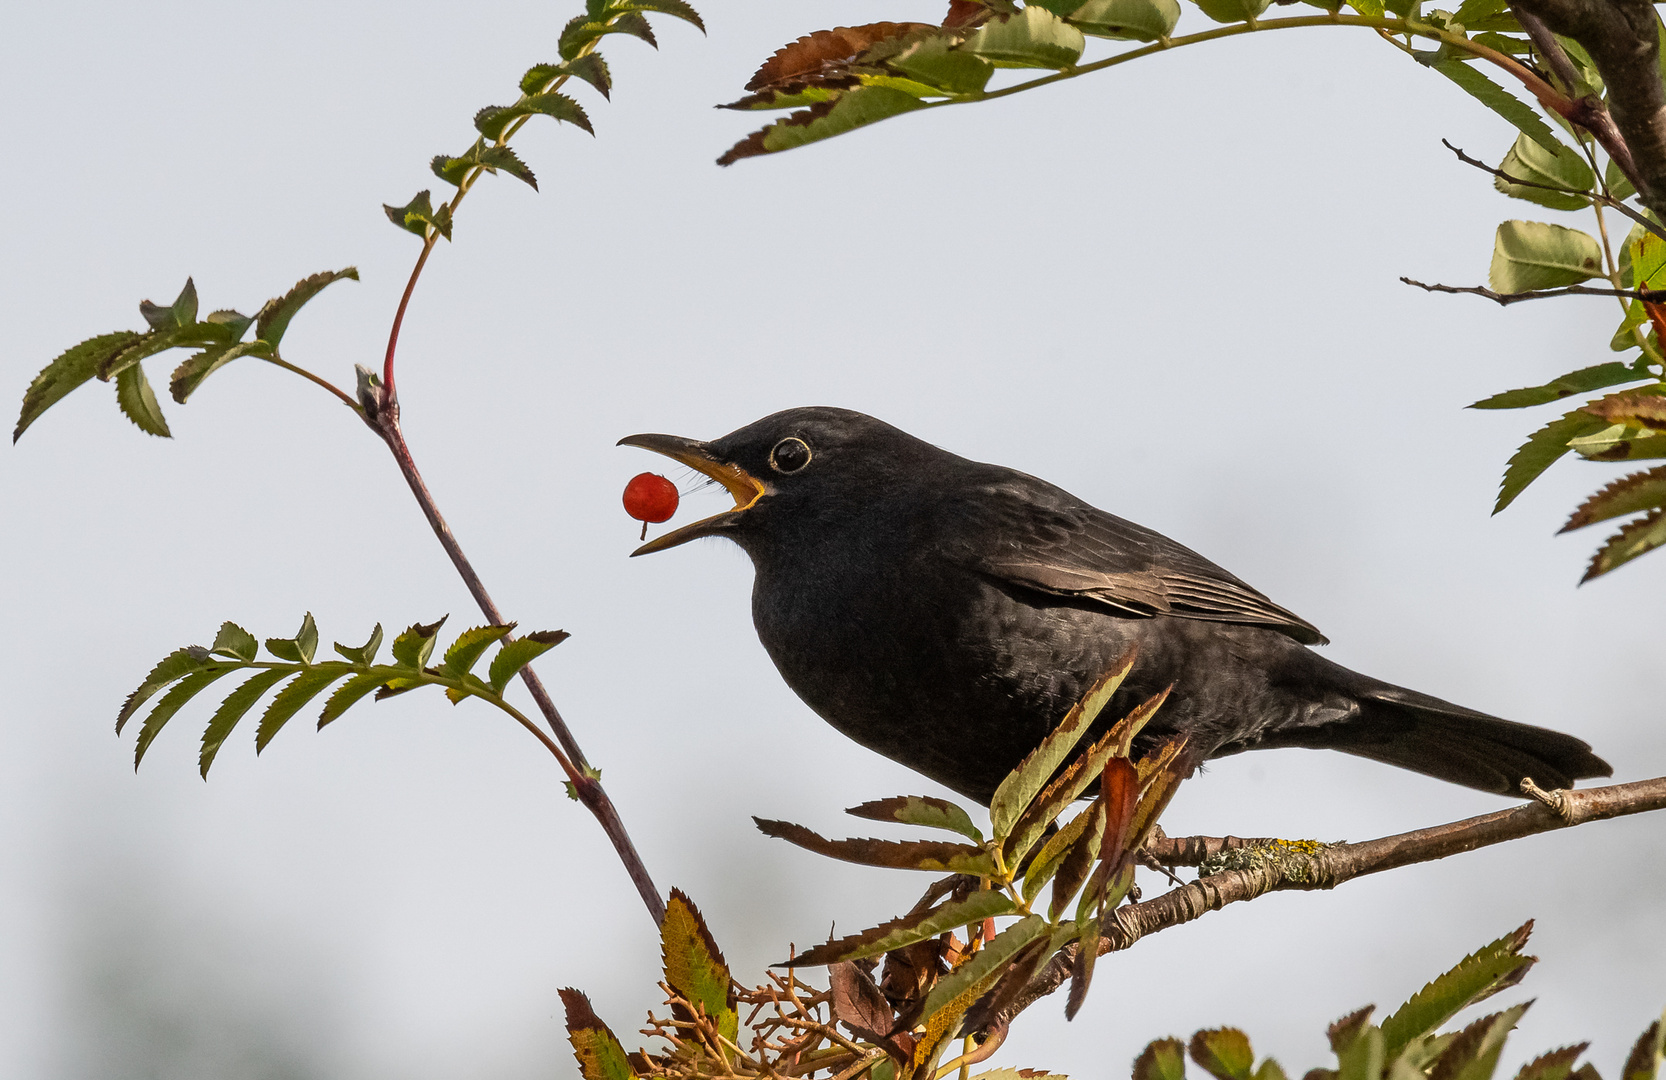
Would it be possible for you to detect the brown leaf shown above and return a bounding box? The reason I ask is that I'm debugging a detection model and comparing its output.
[1582,506,1666,581]
[1622,1020,1661,1080]
[716,101,839,167]
[745,23,933,91]
[829,962,904,1050]
[1326,1006,1375,1053]
[1100,757,1141,863]
[880,938,948,1023]
[753,817,994,874]
[1581,389,1666,427]
[943,0,993,27]
[1561,466,1666,532]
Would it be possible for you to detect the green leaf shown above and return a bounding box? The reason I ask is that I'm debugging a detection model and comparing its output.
[333,624,385,664]
[1048,801,1105,922]
[753,817,996,875]
[1136,1039,1189,1080]
[114,363,171,437]
[660,889,738,1044]
[1433,62,1562,155]
[884,34,994,94]
[963,7,1085,67]
[139,278,199,331]
[845,795,984,841]
[432,144,538,190]
[199,668,290,777]
[990,648,1138,838]
[118,645,213,733]
[1470,363,1652,409]
[1192,0,1271,23]
[523,55,613,98]
[1330,1007,1376,1053]
[210,622,259,662]
[560,988,640,1080]
[1338,1027,1386,1080]
[1515,1046,1590,1080]
[169,340,274,404]
[1255,1061,1289,1080]
[134,667,237,767]
[718,87,929,165]
[603,0,705,33]
[99,323,227,381]
[1381,923,1535,1059]
[15,331,144,442]
[1489,220,1604,292]
[1347,0,1384,16]
[255,268,359,349]
[264,613,319,665]
[1023,799,1103,904]
[391,617,448,669]
[1621,1018,1662,1080]
[487,630,568,693]
[383,190,453,241]
[475,92,594,140]
[257,665,350,751]
[1190,1030,1256,1080]
[442,624,516,677]
[917,915,1046,1024]
[1495,409,1611,512]
[317,671,388,728]
[1065,0,1180,40]
[1568,423,1666,462]
[1493,133,1593,210]
[1429,1004,1530,1080]
[784,890,1016,967]
[1583,507,1666,579]
[560,10,657,60]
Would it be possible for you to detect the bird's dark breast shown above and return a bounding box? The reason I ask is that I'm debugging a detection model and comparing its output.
[749,537,1353,805]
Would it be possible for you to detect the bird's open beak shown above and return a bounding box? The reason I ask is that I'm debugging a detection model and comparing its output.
[617,432,768,555]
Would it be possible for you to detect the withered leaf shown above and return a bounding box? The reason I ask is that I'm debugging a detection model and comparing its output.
[1583,506,1666,581]
[1561,466,1666,532]
[829,961,899,1043]
[943,0,994,27]
[754,817,994,875]
[745,22,934,91]
[1099,756,1140,864]
[560,988,639,1080]
[783,890,1014,967]
[1582,389,1666,427]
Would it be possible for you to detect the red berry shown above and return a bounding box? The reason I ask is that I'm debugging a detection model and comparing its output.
[623,472,679,524]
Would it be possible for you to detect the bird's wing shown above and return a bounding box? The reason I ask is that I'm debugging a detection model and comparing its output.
[939,475,1328,645]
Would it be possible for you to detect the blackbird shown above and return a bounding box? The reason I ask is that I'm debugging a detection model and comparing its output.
[620,407,1610,805]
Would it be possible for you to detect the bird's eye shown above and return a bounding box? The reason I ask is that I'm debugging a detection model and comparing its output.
[769,437,812,474]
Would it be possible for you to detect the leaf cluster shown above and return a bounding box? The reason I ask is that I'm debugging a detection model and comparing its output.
[116,615,568,778]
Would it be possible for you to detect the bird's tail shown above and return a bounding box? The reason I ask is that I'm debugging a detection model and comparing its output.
[1262,679,1612,795]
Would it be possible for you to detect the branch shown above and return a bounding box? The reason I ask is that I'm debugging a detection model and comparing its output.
[1400,276,1666,304]
[993,775,1666,1026]
[1509,5,1644,192]
[1440,139,1666,241]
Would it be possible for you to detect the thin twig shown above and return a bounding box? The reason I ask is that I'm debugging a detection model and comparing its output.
[1441,139,1666,241]
[1401,276,1666,304]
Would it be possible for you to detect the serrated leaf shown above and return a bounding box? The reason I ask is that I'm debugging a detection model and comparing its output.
[443,624,516,677]
[118,645,213,733]
[486,630,568,693]
[1381,923,1535,1058]
[884,34,994,94]
[1024,799,1102,904]
[257,665,349,751]
[134,667,237,767]
[845,795,983,841]
[523,55,613,98]
[1583,507,1666,580]
[1191,1030,1256,1080]
[990,648,1139,838]
[1063,917,1099,1021]
[265,613,319,665]
[1064,0,1180,40]
[1434,62,1562,155]
[916,915,1046,1032]
[1192,0,1271,23]
[391,617,448,669]
[475,92,593,140]
[603,0,705,33]
[15,331,144,442]
[718,87,929,165]
[1494,409,1609,512]
[1048,801,1105,921]
[1562,467,1666,531]
[754,817,996,875]
[560,10,656,61]
[1429,1004,1530,1080]
[333,624,384,664]
[661,889,738,1044]
[114,364,171,438]
[199,668,289,777]
[210,622,259,661]
[1515,1045,1590,1080]
[963,7,1084,66]
[1494,133,1593,210]
[100,322,228,381]
[384,189,453,241]
[1470,363,1651,409]
[560,988,640,1080]
[1338,1027,1386,1080]
[255,269,358,348]
[1489,220,1604,291]
[169,340,274,403]
[1136,1039,1189,1080]
[317,671,387,728]
[1621,1019,1662,1080]
[1329,1006,1376,1053]
[140,278,199,331]
[432,144,538,189]
[783,890,1015,966]
[744,22,930,92]
[1256,1061,1290,1080]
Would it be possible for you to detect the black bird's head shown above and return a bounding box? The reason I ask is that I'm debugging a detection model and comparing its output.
[618,406,943,558]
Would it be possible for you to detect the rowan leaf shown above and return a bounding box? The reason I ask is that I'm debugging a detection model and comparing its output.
[114,364,171,437]
[1192,0,1271,23]
[963,7,1084,67]
[1099,755,1142,862]
[257,665,349,751]
[1428,1004,1530,1080]
[475,93,593,140]
[265,613,319,665]
[1191,1030,1256,1080]
[828,962,896,1044]
[135,667,237,767]
[1136,1038,1190,1080]
[1329,1006,1376,1053]
[318,671,387,728]
[602,0,705,33]
[1337,1027,1386,1080]
[487,630,569,693]
[1582,507,1666,579]
[718,87,928,165]
[881,33,993,95]
[333,624,384,664]
[1048,801,1105,921]
[915,915,1046,1035]
[384,190,453,240]
[1493,133,1593,210]
[1434,62,1562,155]
[661,889,738,1044]
[118,646,213,734]
[1621,1019,1662,1080]
[169,340,274,403]
[138,278,199,330]
[523,55,613,98]
[560,988,640,1080]
[391,617,448,669]
[559,10,656,61]
[210,622,259,662]
[754,818,995,874]
[200,668,289,777]
[990,647,1138,839]
[1514,1046,1590,1080]
[1380,922,1534,1059]
[1469,363,1651,409]
[1567,423,1666,463]
[15,331,143,442]
[99,323,226,381]
[845,795,984,841]
[1064,916,1100,1021]
[1494,409,1609,512]
[255,268,358,348]
[1489,220,1604,292]
[744,23,932,91]
[783,890,1015,966]
[432,144,538,189]
[443,624,516,677]
[1062,0,1180,40]
[1023,799,1102,904]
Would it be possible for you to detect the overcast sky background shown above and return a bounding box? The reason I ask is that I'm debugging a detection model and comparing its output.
[3,3,1662,1079]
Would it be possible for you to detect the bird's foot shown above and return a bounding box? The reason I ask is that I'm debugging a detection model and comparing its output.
[1520,777,1578,824]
